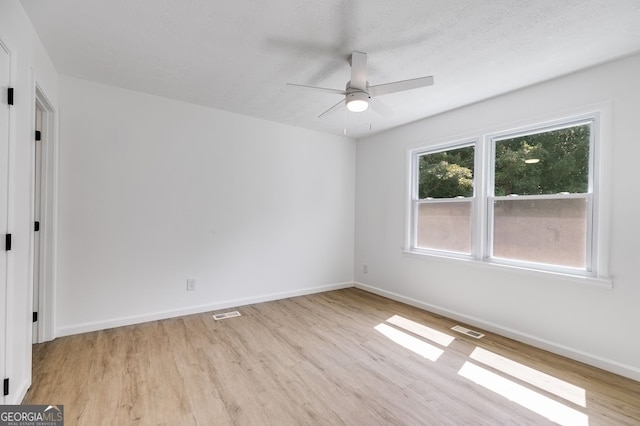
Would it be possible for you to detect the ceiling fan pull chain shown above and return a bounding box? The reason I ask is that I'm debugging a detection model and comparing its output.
[343,106,348,135]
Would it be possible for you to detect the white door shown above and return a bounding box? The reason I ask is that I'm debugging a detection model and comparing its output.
[0,40,12,404]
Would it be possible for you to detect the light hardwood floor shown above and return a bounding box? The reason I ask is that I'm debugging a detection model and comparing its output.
[24,288,640,425]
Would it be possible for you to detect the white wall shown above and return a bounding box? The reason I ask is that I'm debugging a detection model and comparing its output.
[4,2,637,405]
[0,1,59,404]
[56,75,355,335]
[355,53,640,380]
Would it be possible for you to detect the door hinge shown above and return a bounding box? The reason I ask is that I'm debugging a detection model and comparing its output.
[5,234,11,251]
[7,87,14,105]
[35,130,42,141]
[33,312,38,322]
[3,378,8,396]
[34,221,40,232]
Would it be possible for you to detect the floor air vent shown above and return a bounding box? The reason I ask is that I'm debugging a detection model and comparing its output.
[213,311,241,321]
[451,325,485,339]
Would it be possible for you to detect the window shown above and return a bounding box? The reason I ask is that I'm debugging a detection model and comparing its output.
[413,144,475,254]
[490,121,592,271]
[409,114,600,278]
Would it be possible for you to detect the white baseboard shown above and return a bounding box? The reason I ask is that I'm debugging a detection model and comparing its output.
[55,282,353,337]
[354,281,640,382]
[54,280,640,382]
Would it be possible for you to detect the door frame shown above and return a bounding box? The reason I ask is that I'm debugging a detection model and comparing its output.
[31,83,56,344]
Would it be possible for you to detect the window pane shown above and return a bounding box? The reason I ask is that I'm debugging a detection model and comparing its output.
[492,198,587,268]
[418,145,474,199]
[494,124,590,196]
[417,201,472,253]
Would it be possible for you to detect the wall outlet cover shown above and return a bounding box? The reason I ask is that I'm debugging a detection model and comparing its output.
[186,278,197,291]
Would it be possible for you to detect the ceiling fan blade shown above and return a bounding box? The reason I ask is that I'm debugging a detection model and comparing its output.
[350,51,368,90]
[368,75,434,97]
[286,83,347,96]
[370,97,393,116]
[318,98,345,118]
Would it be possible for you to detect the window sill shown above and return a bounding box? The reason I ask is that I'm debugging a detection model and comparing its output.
[401,250,613,290]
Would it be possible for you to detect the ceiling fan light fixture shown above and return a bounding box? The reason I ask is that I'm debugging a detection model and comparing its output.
[287,51,434,120]
[346,91,369,112]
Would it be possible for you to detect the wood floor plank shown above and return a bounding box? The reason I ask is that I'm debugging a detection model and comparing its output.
[24,288,640,425]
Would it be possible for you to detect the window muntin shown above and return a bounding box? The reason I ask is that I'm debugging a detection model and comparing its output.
[413,144,475,255]
[409,115,598,277]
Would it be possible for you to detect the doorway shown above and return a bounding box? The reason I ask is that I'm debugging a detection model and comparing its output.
[31,86,55,344]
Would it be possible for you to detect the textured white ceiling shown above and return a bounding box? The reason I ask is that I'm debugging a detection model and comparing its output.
[20,0,640,138]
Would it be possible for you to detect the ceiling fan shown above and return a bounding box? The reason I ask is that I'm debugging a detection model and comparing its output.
[287,51,434,118]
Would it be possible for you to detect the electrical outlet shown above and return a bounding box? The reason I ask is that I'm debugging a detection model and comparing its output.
[186,278,197,291]
[363,264,368,273]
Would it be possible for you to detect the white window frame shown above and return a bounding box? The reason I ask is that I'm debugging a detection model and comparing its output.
[405,110,611,288]
[409,140,477,260]
[487,116,597,275]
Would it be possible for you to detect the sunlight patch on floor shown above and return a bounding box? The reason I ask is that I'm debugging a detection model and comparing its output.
[458,361,588,426]
[374,323,444,361]
[469,346,586,407]
[386,315,455,347]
